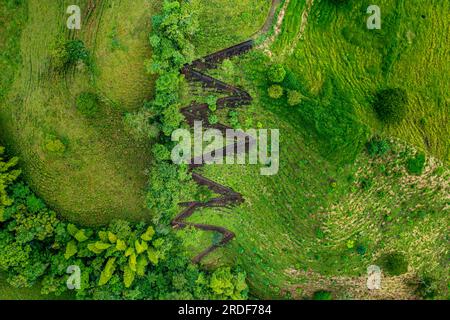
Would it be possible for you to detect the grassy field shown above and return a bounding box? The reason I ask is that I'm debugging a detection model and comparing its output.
[176,0,449,299]
[278,0,449,163]
[0,0,160,225]
[191,0,272,56]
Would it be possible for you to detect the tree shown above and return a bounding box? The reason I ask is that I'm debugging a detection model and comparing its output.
[268,64,286,83]
[287,90,303,106]
[268,85,283,99]
[373,88,408,123]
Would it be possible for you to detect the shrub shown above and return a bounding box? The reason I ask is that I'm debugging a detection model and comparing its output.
[65,39,91,67]
[406,152,426,175]
[414,276,438,300]
[366,137,390,157]
[268,64,286,83]
[356,244,367,255]
[44,136,66,156]
[76,92,99,117]
[373,88,408,123]
[313,290,332,300]
[287,90,302,106]
[50,39,91,71]
[379,252,408,276]
[268,85,283,99]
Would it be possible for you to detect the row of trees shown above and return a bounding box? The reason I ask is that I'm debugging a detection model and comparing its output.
[0,145,248,299]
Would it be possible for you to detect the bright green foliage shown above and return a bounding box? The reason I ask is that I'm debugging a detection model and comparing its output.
[0,148,20,221]
[43,136,66,156]
[99,258,117,286]
[64,241,78,260]
[152,144,171,161]
[87,242,111,254]
[287,90,303,106]
[141,226,155,242]
[116,239,127,251]
[209,267,248,300]
[123,266,135,288]
[108,232,117,243]
[74,230,89,242]
[268,85,283,99]
[147,247,159,265]
[268,64,286,83]
[135,240,148,255]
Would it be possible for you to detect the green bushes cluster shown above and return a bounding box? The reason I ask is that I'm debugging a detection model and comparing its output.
[144,0,198,137]
[0,146,248,299]
[266,64,302,106]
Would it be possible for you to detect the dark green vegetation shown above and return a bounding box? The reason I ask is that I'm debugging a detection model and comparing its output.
[0,146,248,299]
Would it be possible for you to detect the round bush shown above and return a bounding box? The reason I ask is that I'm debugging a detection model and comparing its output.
[373,88,408,123]
[287,90,302,106]
[76,92,99,117]
[44,137,66,156]
[379,252,408,276]
[268,85,283,99]
[268,64,286,83]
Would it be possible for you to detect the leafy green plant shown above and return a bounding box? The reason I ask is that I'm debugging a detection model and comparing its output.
[287,90,302,106]
[43,135,66,156]
[268,64,286,83]
[268,85,283,99]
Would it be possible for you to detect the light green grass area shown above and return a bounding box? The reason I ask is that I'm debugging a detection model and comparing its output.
[279,0,449,163]
[177,0,449,299]
[0,0,160,225]
[191,0,272,56]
